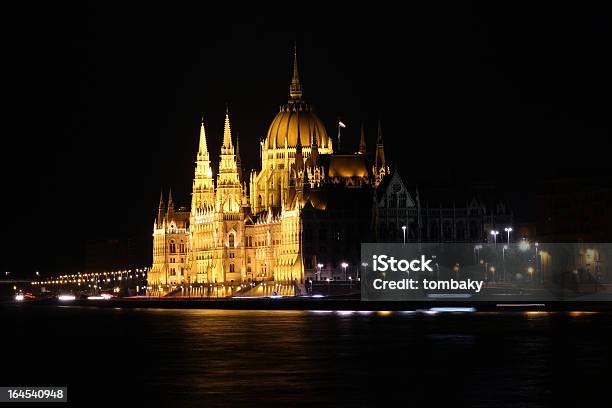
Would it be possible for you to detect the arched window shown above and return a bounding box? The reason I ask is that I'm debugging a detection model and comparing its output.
[469,221,479,241]
[430,221,439,240]
[399,194,407,208]
[456,221,466,241]
[228,233,235,248]
[169,240,176,253]
[389,193,398,208]
[388,223,396,241]
[443,221,453,241]
[408,221,417,239]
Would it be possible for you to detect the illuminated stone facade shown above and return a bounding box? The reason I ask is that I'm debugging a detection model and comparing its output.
[147,49,386,288]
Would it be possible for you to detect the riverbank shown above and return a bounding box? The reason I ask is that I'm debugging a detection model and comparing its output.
[7,295,612,312]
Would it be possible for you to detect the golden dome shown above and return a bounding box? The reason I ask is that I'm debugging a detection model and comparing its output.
[265,104,330,149]
[264,45,331,151]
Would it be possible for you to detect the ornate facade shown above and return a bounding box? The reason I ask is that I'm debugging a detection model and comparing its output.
[147,48,512,292]
[147,49,387,289]
[375,171,513,244]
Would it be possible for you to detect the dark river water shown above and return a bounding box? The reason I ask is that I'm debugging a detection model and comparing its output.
[2,306,612,407]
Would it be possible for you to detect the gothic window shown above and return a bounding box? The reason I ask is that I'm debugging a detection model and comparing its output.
[469,221,479,241]
[430,221,439,240]
[180,241,185,253]
[228,233,235,247]
[229,264,235,273]
[388,223,396,241]
[443,221,453,241]
[169,241,176,253]
[399,194,407,208]
[456,221,466,241]
[379,225,387,241]
[408,221,417,239]
[389,193,398,208]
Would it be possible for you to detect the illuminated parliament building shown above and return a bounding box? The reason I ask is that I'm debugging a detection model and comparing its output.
[147,48,512,291]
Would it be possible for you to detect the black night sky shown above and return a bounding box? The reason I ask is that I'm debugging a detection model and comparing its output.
[3,1,610,276]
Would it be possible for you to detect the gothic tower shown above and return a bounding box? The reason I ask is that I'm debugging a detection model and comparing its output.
[358,122,367,155]
[191,116,215,211]
[216,108,243,213]
[188,116,216,284]
[373,120,388,186]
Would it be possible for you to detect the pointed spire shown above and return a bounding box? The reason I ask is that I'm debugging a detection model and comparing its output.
[295,113,304,173]
[168,189,174,208]
[303,165,310,192]
[235,131,241,158]
[158,190,165,209]
[157,189,165,225]
[289,42,303,100]
[310,121,319,168]
[222,106,234,151]
[359,122,367,154]
[167,188,175,220]
[198,113,209,157]
[235,132,242,181]
[375,120,386,176]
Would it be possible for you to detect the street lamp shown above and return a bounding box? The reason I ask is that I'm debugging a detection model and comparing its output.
[474,245,482,264]
[360,262,368,281]
[401,225,407,244]
[504,227,513,245]
[502,245,508,281]
[535,242,540,284]
[490,230,499,247]
[341,262,349,281]
[317,263,324,281]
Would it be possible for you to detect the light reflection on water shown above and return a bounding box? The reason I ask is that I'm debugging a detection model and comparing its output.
[3,307,612,407]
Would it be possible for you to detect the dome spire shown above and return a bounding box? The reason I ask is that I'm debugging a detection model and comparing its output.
[289,42,303,100]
